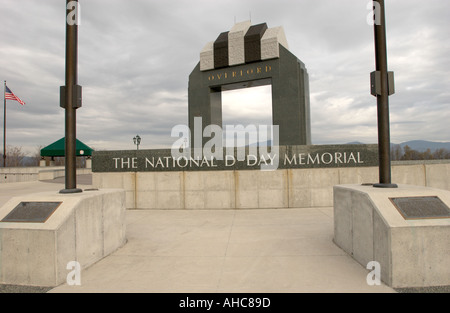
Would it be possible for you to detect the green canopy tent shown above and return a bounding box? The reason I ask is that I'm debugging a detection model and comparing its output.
[41,138,94,158]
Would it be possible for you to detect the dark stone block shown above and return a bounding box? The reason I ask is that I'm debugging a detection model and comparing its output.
[280,144,379,169]
[214,31,229,69]
[92,145,378,173]
[245,23,268,63]
[92,150,138,173]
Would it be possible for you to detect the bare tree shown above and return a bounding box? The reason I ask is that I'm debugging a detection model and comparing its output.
[5,145,25,167]
[421,148,433,160]
[433,148,450,160]
[391,144,403,161]
[30,145,44,166]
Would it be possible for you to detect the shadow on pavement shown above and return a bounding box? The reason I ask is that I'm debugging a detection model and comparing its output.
[41,174,92,186]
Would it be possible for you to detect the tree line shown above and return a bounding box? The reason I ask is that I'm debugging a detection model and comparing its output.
[1,145,88,168]
[391,145,450,161]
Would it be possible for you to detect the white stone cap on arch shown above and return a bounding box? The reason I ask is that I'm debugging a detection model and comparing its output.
[261,26,289,60]
[200,41,214,71]
[228,20,251,66]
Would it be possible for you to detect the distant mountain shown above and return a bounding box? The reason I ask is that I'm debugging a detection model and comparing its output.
[344,140,450,152]
[397,140,450,152]
[345,141,365,145]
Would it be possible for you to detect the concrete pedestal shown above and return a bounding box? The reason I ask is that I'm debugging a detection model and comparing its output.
[333,184,450,288]
[0,189,126,287]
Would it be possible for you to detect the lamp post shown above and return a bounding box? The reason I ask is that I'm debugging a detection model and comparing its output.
[372,0,397,188]
[60,0,82,194]
[133,135,141,151]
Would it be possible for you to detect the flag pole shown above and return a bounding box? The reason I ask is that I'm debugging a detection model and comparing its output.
[3,80,6,168]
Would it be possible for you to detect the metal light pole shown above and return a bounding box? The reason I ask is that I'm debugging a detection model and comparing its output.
[372,0,397,188]
[133,135,141,151]
[60,0,82,194]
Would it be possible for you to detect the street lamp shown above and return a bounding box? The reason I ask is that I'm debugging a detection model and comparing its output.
[133,135,141,151]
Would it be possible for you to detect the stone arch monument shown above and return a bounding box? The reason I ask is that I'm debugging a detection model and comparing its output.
[188,21,311,146]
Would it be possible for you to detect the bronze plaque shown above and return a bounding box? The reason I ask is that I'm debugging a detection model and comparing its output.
[1,202,62,223]
[390,197,450,220]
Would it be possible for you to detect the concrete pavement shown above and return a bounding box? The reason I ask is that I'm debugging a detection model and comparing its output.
[0,177,395,293]
[50,208,395,293]
[0,174,93,208]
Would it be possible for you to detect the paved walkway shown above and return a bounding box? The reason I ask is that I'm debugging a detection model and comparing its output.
[1,178,395,293]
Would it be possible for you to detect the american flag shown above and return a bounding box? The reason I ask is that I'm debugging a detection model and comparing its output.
[5,85,25,105]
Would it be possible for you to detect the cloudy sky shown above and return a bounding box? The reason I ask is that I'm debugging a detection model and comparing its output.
[1,0,449,155]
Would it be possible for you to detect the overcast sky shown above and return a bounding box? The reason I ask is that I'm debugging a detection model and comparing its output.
[1,0,449,155]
